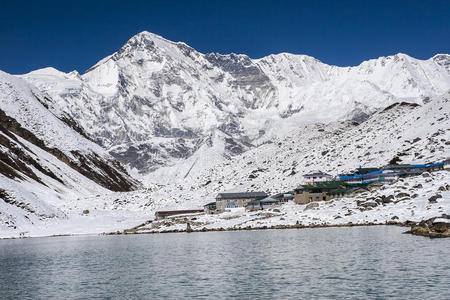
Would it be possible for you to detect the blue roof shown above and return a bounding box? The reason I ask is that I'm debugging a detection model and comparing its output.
[411,162,444,167]
[339,169,399,180]
[217,192,267,199]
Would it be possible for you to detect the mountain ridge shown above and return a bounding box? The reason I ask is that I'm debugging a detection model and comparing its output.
[17,31,450,175]
[0,30,449,237]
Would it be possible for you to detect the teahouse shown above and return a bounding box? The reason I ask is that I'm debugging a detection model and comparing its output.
[294,181,369,205]
[155,209,204,220]
[303,170,333,185]
[246,197,280,210]
[382,162,444,177]
[215,192,267,211]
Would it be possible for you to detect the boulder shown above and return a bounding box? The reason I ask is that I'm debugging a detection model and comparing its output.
[396,192,410,199]
[411,226,430,237]
[360,202,378,208]
[428,194,442,203]
[381,195,395,203]
[304,202,319,211]
[408,215,450,238]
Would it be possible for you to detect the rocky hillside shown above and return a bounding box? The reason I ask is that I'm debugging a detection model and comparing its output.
[0,71,138,232]
[0,87,448,237]
[63,92,450,216]
[20,31,450,175]
[1,30,448,238]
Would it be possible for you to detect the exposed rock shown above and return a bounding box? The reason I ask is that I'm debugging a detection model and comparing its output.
[428,194,442,203]
[359,201,378,208]
[380,195,395,204]
[395,192,410,199]
[408,215,450,238]
[304,202,319,211]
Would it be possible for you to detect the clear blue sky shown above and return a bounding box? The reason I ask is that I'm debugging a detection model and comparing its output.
[1,0,449,74]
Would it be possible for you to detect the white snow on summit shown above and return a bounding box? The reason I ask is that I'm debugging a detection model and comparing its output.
[0,31,449,238]
[19,31,450,175]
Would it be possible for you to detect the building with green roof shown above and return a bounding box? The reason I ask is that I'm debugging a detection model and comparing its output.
[293,181,370,204]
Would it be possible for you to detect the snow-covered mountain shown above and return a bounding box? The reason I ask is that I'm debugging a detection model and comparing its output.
[0,71,138,232]
[20,31,450,175]
[44,92,450,237]
[1,30,449,237]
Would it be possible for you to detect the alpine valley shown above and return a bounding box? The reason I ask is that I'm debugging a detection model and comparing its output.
[1,31,449,238]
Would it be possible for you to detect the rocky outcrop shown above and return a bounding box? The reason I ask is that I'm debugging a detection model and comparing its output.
[407,215,450,238]
[0,108,137,192]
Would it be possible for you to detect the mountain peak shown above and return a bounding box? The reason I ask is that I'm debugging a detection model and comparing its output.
[124,30,179,49]
[22,67,67,77]
[132,31,170,42]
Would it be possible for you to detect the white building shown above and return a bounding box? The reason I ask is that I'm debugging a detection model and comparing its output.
[303,170,333,185]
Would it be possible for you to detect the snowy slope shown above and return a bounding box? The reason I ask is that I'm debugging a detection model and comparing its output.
[2,30,448,238]
[1,84,448,238]
[37,94,449,231]
[0,71,138,234]
[20,31,450,175]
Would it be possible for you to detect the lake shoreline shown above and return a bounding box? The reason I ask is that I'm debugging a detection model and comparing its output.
[2,218,447,240]
[114,221,412,236]
[0,222,407,240]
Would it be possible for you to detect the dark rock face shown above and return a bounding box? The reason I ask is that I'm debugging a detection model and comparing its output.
[59,115,92,141]
[204,53,266,81]
[204,53,276,109]
[0,188,58,220]
[224,137,251,155]
[0,109,137,192]
[433,54,450,70]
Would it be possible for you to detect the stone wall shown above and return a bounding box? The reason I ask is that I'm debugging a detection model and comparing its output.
[294,191,332,205]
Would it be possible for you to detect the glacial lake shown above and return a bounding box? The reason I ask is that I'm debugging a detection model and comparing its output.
[0,226,449,299]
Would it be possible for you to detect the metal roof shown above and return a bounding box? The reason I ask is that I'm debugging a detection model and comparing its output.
[271,192,293,199]
[411,162,444,167]
[247,197,279,205]
[155,210,204,215]
[303,171,332,177]
[216,192,267,200]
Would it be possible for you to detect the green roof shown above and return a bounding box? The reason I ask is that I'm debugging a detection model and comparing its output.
[301,181,370,195]
[356,167,380,175]
[204,202,216,207]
